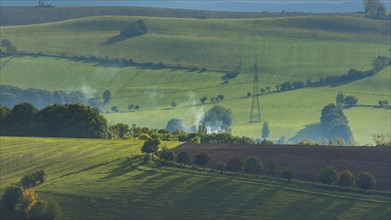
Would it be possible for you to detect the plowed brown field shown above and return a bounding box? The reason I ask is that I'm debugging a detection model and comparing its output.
[174,144,391,191]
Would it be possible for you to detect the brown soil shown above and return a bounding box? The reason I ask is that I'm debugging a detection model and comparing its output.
[174,144,391,191]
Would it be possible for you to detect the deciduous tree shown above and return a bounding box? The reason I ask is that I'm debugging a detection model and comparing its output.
[336,170,355,189]
[226,156,244,173]
[244,157,262,175]
[194,152,210,167]
[356,171,376,190]
[176,152,191,165]
[319,167,338,185]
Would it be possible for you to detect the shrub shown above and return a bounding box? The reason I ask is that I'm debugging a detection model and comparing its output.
[356,171,376,190]
[319,167,338,185]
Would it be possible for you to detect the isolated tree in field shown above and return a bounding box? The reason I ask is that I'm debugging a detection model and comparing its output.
[216,162,226,174]
[102,90,112,105]
[120,19,149,37]
[247,92,252,97]
[2,185,23,210]
[320,104,353,143]
[200,96,207,104]
[226,156,244,173]
[111,106,119,113]
[244,157,263,176]
[336,170,355,189]
[344,96,358,106]
[0,39,16,54]
[261,121,270,139]
[128,104,135,112]
[265,160,276,176]
[170,101,177,109]
[194,152,210,168]
[336,92,345,106]
[202,106,232,133]
[265,87,271,93]
[141,138,161,157]
[217,94,225,101]
[378,100,389,107]
[319,167,338,185]
[356,171,376,190]
[160,148,175,162]
[176,152,191,165]
[281,168,296,183]
[165,118,185,133]
[363,0,386,18]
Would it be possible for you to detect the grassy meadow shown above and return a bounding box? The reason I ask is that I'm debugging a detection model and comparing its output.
[1,55,389,144]
[0,15,390,144]
[1,136,390,219]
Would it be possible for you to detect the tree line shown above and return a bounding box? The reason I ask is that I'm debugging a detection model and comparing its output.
[146,141,378,190]
[0,85,104,111]
[276,56,391,92]
[0,103,108,138]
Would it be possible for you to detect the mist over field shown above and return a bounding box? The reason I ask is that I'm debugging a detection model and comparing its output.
[2,0,390,13]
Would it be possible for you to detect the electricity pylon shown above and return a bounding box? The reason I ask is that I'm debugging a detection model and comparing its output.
[250,56,261,123]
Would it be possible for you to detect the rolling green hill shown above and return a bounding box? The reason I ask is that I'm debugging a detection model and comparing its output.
[1,136,390,219]
[0,15,389,72]
[1,55,389,144]
[0,15,390,144]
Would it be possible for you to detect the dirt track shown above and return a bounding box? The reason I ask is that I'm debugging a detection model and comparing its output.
[174,144,391,191]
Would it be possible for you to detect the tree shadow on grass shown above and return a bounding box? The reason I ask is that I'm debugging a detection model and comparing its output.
[289,123,325,144]
[103,33,142,45]
[99,157,142,181]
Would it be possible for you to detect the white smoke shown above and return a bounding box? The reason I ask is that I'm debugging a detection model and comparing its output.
[80,84,97,99]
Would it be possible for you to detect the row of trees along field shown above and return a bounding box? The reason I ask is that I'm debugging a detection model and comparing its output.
[2,101,390,145]
[275,56,391,92]
[148,142,378,190]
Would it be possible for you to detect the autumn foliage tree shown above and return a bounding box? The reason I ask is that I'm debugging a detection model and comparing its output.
[336,170,355,189]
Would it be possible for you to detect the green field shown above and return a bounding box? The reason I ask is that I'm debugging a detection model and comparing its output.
[1,15,390,144]
[0,15,389,72]
[1,136,390,219]
[1,55,389,144]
